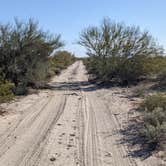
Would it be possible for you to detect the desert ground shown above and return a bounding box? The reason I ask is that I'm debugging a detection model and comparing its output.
[0,61,165,166]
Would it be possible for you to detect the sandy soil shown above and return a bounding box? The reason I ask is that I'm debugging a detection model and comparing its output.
[0,61,165,166]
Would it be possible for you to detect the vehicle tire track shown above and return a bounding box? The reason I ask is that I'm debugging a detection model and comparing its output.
[0,94,54,158]
[87,92,137,166]
[18,95,67,166]
[99,93,138,166]
[0,94,66,166]
[0,61,143,166]
[77,91,101,166]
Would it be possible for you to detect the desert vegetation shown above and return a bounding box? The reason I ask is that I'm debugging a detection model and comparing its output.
[0,16,166,163]
[0,18,75,102]
[79,18,166,85]
[140,94,166,150]
[48,51,76,76]
[79,18,166,153]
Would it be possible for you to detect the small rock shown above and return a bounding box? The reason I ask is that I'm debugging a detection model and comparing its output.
[50,157,56,162]
[67,144,73,148]
[70,133,75,137]
[105,152,112,157]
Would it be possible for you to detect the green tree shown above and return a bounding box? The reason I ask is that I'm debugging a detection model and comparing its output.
[0,18,64,91]
[79,18,164,84]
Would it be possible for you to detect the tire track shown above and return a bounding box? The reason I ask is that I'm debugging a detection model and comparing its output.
[99,93,138,166]
[0,94,54,158]
[0,94,67,166]
[0,96,50,141]
[76,91,86,166]
[86,98,101,166]
[87,92,137,166]
[0,61,142,166]
[77,91,101,166]
[18,95,67,166]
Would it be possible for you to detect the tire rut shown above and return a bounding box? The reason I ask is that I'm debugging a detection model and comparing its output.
[0,61,142,166]
[0,94,67,166]
[0,93,53,145]
[88,93,137,166]
[18,95,67,166]
[0,95,53,158]
[77,91,101,166]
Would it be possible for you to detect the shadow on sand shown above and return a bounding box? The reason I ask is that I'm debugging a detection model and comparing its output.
[118,114,157,160]
[46,81,104,92]
[46,80,155,160]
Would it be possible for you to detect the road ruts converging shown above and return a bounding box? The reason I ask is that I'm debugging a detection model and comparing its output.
[0,61,138,166]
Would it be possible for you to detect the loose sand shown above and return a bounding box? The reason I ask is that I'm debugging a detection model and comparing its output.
[0,61,165,166]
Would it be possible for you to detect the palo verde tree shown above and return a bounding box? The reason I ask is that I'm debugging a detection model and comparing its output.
[0,18,64,92]
[79,18,164,84]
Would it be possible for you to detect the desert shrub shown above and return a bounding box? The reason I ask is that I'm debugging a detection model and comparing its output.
[146,56,166,76]
[0,81,14,103]
[140,94,166,112]
[158,74,166,87]
[49,51,76,73]
[140,94,166,149]
[134,88,146,98]
[157,67,166,88]
[0,73,14,102]
[0,18,63,92]
[79,18,164,85]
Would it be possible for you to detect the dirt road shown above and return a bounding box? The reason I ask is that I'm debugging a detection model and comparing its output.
[0,61,163,166]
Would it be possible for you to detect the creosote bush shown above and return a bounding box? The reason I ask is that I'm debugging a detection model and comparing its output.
[140,94,166,149]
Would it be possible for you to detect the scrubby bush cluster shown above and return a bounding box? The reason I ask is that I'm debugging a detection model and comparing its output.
[158,70,166,88]
[0,19,63,89]
[0,19,75,100]
[0,75,14,103]
[0,82,14,103]
[140,94,166,149]
[48,51,76,76]
[80,18,165,85]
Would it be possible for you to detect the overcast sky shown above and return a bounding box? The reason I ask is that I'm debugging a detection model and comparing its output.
[0,0,166,57]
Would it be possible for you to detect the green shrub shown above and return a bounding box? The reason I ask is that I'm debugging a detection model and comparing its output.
[158,69,166,88]
[0,18,63,90]
[79,18,164,85]
[140,94,166,149]
[134,88,146,98]
[49,51,76,72]
[140,94,166,112]
[0,81,14,103]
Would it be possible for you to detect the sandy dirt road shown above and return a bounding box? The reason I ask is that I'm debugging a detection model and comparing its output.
[0,61,164,166]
